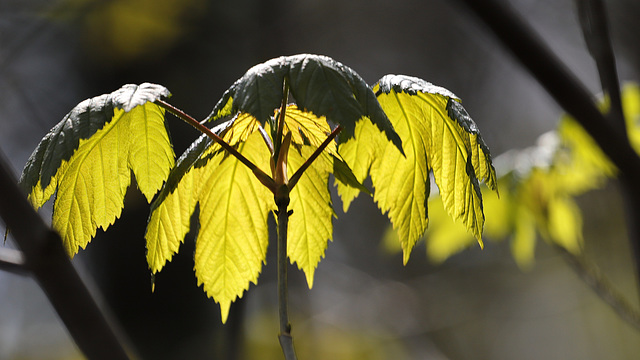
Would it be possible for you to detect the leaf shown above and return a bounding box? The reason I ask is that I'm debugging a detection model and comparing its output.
[282,105,370,197]
[286,145,335,288]
[363,75,496,263]
[146,133,213,273]
[331,154,371,196]
[194,132,273,323]
[623,83,640,153]
[557,117,616,192]
[206,54,403,153]
[19,83,174,255]
[424,197,478,265]
[283,105,336,155]
[510,206,537,270]
[335,119,384,212]
[147,119,273,323]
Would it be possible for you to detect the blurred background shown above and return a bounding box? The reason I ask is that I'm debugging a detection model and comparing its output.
[1,0,640,358]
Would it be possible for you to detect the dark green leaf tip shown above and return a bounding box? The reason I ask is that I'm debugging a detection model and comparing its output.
[375,74,459,100]
[112,83,171,112]
[204,54,403,154]
[19,83,171,195]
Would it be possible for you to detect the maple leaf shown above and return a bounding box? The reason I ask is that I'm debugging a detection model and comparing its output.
[337,75,497,263]
[19,83,174,255]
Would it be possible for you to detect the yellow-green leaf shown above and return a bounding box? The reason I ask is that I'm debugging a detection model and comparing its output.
[145,135,208,273]
[194,132,273,323]
[19,84,174,256]
[368,75,497,263]
[146,120,273,323]
[205,54,403,152]
[335,119,383,212]
[284,106,337,155]
[623,83,640,153]
[510,207,537,270]
[286,145,335,288]
[424,197,477,265]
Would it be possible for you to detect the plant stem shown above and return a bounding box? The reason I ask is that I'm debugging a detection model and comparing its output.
[155,99,276,193]
[276,190,297,360]
[271,76,297,360]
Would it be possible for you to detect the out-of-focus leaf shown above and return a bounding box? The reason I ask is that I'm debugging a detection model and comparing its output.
[510,207,537,270]
[557,117,616,193]
[55,0,208,63]
[424,197,477,265]
[19,83,174,255]
[622,83,640,154]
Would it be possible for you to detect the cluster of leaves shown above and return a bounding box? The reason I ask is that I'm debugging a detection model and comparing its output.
[392,83,640,269]
[18,54,497,321]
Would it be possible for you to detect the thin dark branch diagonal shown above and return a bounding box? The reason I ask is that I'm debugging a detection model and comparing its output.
[453,0,640,307]
[0,149,132,359]
[576,0,625,133]
[554,244,640,331]
[0,247,27,275]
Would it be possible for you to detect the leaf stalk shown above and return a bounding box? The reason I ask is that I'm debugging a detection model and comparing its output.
[288,125,343,190]
[155,99,277,192]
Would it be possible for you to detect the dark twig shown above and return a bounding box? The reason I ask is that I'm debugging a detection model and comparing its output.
[554,244,640,331]
[0,247,27,275]
[0,150,132,359]
[576,0,625,132]
[453,0,640,302]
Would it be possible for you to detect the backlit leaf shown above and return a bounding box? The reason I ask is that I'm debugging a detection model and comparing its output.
[287,145,335,288]
[194,132,273,323]
[366,75,497,263]
[146,120,273,323]
[335,119,384,212]
[19,83,174,255]
[623,83,640,153]
[206,54,403,152]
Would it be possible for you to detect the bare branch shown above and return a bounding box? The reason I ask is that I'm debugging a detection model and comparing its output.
[576,0,625,132]
[0,247,27,275]
[453,0,640,301]
[0,150,132,359]
[555,244,640,331]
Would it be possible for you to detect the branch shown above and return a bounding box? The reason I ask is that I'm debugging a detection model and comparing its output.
[554,244,640,331]
[452,0,640,178]
[0,247,27,275]
[0,150,132,359]
[453,0,640,301]
[576,0,625,131]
